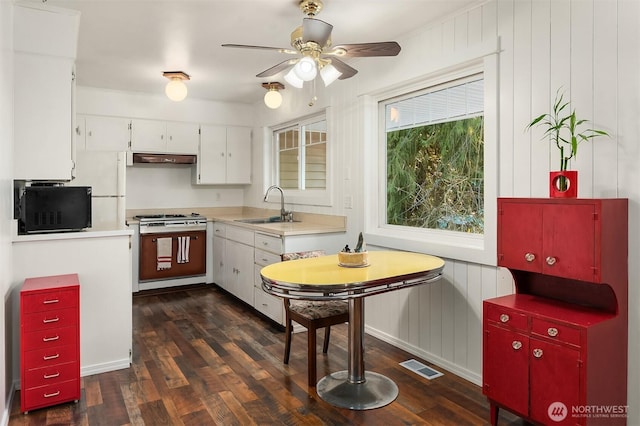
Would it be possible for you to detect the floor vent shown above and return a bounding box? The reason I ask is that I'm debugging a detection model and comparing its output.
[400,359,443,380]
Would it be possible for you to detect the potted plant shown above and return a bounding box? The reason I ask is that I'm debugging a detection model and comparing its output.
[526,89,609,197]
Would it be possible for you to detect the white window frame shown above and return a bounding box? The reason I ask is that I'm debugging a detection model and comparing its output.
[363,47,498,266]
[267,110,333,207]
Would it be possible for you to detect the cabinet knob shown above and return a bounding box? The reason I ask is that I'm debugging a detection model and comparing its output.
[511,340,522,350]
[499,313,510,323]
[524,252,536,262]
[533,348,543,358]
[546,256,557,266]
[547,327,559,337]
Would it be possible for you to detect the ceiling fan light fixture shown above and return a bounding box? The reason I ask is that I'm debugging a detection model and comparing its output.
[163,71,190,102]
[293,56,317,81]
[262,82,285,109]
[320,64,341,86]
[284,68,304,88]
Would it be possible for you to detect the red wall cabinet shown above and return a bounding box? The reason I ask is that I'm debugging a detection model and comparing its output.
[20,274,80,413]
[484,198,628,425]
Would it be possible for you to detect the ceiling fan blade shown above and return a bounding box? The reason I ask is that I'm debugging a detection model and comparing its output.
[328,42,401,57]
[329,58,358,80]
[256,59,298,78]
[222,44,298,55]
[302,18,333,46]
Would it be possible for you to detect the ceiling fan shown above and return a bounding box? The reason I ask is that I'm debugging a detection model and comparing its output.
[222,0,401,88]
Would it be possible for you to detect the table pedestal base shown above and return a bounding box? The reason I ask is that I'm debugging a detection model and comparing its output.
[316,370,399,410]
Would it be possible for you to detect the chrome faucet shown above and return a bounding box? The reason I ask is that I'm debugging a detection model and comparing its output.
[263,185,290,222]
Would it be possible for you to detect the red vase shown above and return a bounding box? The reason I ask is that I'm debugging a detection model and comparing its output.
[549,170,578,198]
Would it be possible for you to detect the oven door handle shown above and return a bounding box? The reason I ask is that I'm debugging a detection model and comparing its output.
[151,236,199,242]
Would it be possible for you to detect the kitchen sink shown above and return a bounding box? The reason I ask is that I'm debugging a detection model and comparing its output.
[235,217,299,224]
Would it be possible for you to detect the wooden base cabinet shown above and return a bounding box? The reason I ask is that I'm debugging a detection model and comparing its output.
[484,198,628,425]
[20,274,80,413]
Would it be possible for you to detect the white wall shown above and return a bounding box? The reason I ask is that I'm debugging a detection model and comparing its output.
[0,1,13,424]
[251,0,639,423]
[76,86,254,210]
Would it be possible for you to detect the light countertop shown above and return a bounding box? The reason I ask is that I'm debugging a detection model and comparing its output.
[126,207,346,236]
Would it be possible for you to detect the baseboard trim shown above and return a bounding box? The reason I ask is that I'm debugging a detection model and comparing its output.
[364,325,482,386]
[81,359,130,377]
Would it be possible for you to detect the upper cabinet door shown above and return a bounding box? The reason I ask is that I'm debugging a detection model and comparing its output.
[14,54,74,181]
[166,121,199,155]
[226,126,252,184]
[498,201,543,273]
[198,125,227,184]
[82,115,131,152]
[130,119,166,152]
[498,198,627,283]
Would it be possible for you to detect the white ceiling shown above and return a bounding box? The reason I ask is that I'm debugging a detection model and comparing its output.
[44,0,480,104]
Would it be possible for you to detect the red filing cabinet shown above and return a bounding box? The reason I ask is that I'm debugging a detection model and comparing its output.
[20,274,80,413]
[484,198,628,425]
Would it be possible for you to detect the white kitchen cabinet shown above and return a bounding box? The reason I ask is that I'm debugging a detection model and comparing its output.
[254,232,285,325]
[225,237,254,304]
[195,125,251,184]
[77,115,131,152]
[130,119,199,154]
[13,54,75,181]
[13,3,79,181]
[211,222,226,289]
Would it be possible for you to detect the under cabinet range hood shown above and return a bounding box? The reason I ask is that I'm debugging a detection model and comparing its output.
[128,153,197,165]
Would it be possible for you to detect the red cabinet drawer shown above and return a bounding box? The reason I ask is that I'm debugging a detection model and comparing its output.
[22,288,78,313]
[24,344,78,370]
[22,378,80,413]
[22,307,78,332]
[531,318,581,347]
[22,325,78,352]
[485,303,528,331]
[24,361,79,389]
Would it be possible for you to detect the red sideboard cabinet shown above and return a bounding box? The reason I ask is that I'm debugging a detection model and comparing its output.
[20,273,80,413]
[483,198,628,425]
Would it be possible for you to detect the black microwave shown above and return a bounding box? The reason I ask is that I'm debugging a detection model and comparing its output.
[18,186,92,234]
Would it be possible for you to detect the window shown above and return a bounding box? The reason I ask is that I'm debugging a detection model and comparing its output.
[271,114,331,206]
[385,76,484,233]
[364,51,498,266]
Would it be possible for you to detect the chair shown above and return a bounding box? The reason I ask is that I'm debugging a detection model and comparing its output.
[281,250,349,387]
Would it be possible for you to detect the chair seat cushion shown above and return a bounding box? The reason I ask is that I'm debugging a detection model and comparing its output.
[289,300,348,320]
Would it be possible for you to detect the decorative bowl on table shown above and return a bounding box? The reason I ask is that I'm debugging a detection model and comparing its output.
[338,251,369,267]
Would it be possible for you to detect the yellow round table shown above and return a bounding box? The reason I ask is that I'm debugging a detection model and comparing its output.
[261,250,445,410]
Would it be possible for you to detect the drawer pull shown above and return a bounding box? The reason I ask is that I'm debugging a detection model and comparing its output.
[547,327,559,337]
[546,256,557,266]
[42,317,60,324]
[44,372,60,379]
[524,252,536,262]
[42,335,60,342]
[43,353,60,361]
[499,314,509,323]
[43,299,60,305]
[262,258,268,262]
[512,340,522,350]
[533,348,543,358]
[43,391,61,398]
[262,241,268,246]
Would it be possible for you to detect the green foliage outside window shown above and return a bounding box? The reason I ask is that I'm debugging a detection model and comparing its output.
[386,117,484,233]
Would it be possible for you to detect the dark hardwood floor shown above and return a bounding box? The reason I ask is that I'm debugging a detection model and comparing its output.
[9,284,525,425]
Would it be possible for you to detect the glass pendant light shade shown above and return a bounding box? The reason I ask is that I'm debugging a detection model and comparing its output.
[284,68,304,88]
[293,56,317,81]
[165,78,188,102]
[264,89,283,109]
[320,64,342,86]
